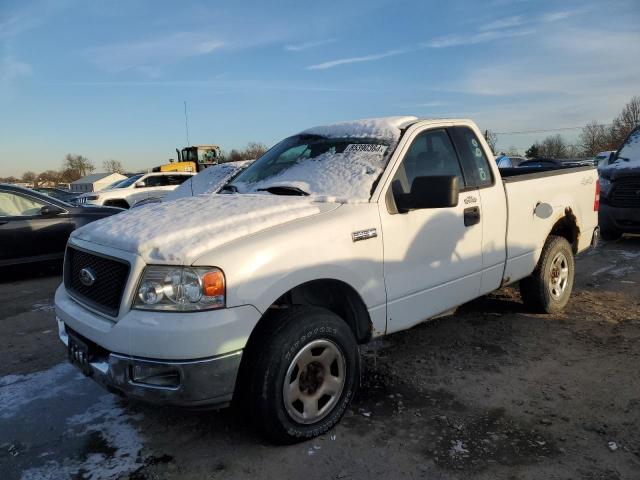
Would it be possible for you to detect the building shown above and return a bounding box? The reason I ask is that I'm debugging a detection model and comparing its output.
[70,172,127,193]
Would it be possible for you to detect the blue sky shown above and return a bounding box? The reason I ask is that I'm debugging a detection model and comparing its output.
[1,0,639,176]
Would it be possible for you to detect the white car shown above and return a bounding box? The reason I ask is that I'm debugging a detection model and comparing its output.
[56,117,599,442]
[76,172,194,208]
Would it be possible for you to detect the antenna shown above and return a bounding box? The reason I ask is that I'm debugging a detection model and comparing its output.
[184,100,190,147]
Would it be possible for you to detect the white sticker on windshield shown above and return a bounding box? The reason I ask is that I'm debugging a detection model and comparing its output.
[344,144,388,154]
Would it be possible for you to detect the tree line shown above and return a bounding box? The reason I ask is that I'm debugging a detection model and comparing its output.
[489,95,640,159]
[1,142,269,187]
[0,155,125,187]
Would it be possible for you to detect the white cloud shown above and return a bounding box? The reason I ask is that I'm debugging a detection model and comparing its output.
[479,15,524,31]
[0,51,32,98]
[306,48,407,70]
[541,10,579,22]
[424,28,534,48]
[87,32,224,75]
[285,38,338,52]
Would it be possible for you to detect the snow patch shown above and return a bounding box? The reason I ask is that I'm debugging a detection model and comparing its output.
[0,363,84,420]
[20,395,144,480]
[72,194,329,264]
[610,129,640,168]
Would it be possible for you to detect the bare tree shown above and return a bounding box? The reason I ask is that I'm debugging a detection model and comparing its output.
[22,171,37,186]
[62,154,94,181]
[538,134,567,158]
[224,142,269,163]
[103,159,125,174]
[610,96,640,147]
[484,130,498,153]
[580,121,609,156]
[38,170,60,185]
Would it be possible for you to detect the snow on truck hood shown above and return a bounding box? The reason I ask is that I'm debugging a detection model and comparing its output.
[71,194,335,264]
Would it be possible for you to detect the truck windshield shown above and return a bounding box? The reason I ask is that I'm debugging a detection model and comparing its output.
[114,174,143,188]
[229,135,392,200]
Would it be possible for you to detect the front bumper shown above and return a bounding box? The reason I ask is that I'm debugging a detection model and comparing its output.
[599,203,640,234]
[58,318,241,407]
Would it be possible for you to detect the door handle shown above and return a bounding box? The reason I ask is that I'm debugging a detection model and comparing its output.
[463,207,480,227]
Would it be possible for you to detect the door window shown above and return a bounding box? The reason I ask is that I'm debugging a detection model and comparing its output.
[0,192,45,216]
[450,127,494,188]
[165,175,190,186]
[392,129,465,194]
[144,176,166,187]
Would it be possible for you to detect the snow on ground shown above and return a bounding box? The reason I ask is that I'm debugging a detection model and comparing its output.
[1,364,144,480]
[72,194,329,263]
[0,363,83,420]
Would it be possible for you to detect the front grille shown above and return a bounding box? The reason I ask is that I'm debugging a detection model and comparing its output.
[610,176,640,208]
[65,247,130,317]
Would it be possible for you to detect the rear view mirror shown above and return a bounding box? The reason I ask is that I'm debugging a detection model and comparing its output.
[40,205,64,216]
[394,175,459,213]
[135,181,146,188]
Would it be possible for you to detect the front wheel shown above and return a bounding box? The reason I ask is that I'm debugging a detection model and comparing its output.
[247,306,359,443]
[520,235,575,314]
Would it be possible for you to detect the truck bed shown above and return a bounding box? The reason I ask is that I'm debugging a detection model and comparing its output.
[499,165,599,285]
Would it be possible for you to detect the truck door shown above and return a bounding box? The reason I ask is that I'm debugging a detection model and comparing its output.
[379,128,483,333]
[449,126,508,295]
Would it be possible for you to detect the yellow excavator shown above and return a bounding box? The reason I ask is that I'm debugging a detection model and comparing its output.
[153,145,223,173]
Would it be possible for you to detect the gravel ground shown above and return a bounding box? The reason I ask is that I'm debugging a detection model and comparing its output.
[1,238,639,480]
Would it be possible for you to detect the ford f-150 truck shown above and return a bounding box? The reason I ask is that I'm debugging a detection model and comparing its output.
[55,117,600,442]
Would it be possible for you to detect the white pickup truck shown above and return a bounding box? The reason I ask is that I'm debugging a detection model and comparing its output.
[55,117,600,442]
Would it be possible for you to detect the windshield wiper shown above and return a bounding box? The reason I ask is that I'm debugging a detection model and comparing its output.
[616,156,629,162]
[220,184,238,193]
[257,185,309,196]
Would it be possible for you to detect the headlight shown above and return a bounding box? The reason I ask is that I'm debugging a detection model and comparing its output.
[599,176,612,195]
[133,266,225,311]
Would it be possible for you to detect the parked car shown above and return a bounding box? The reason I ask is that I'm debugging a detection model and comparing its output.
[33,187,81,203]
[0,184,121,267]
[56,117,599,442]
[75,171,194,209]
[597,126,640,240]
[518,158,563,168]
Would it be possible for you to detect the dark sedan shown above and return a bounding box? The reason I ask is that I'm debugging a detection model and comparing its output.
[33,187,81,203]
[0,184,122,267]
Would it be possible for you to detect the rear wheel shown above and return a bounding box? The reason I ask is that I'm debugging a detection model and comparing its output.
[246,306,359,443]
[520,235,575,314]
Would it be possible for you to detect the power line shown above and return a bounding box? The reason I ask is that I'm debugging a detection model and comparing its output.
[493,123,613,135]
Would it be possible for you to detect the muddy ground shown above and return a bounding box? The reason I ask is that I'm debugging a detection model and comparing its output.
[1,238,639,480]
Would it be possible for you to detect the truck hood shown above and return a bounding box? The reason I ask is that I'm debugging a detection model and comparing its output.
[71,194,339,264]
[599,163,640,180]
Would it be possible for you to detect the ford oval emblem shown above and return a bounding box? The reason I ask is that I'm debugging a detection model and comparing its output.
[79,267,96,287]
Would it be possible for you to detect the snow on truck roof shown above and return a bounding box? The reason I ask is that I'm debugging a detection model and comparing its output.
[301,116,419,142]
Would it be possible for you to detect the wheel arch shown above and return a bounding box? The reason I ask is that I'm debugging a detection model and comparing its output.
[548,207,580,253]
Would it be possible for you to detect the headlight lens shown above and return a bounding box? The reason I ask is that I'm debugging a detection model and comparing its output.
[599,176,612,195]
[133,266,225,311]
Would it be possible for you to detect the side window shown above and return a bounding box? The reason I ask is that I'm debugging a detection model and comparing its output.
[144,176,166,187]
[0,192,45,216]
[392,129,465,194]
[450,127,493,188]
[165,175,190,186]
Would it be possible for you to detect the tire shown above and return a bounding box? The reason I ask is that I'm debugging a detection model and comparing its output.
[600,228,622,241]
[245,306,359,443]
[519,235,575,314]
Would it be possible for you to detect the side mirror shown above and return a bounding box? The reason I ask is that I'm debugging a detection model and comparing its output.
[40,205,65,216]
[135,181,146,188]
[394,175,459,213]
